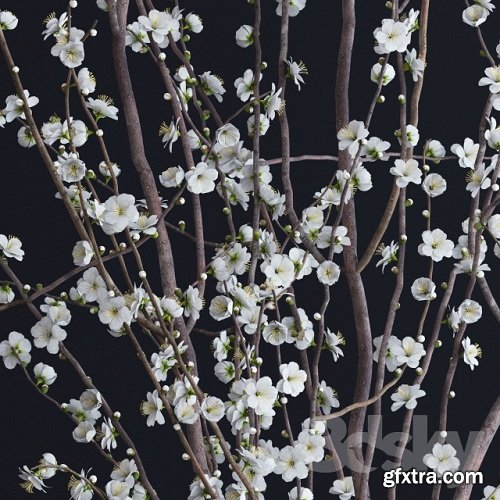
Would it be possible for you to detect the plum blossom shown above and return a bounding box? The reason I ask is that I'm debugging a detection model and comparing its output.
[451,138,479,169]
[286,58,308,90]
[481,485,500,500]
[31,317,67,354]
[376,240,399,272]
[186,162,218,194]
[316,260,341,286]
[276,0,307,17]
[201,396,225,422]
[246,377,278,415]
[392,337,426,368]
[87,96,119,120]
[0,234,24,261]
[126,21,150,53]
[77,67,96,94]
[72,240,94,266]
[423,443,460,475]
[0,331,31,369]
[422,173,447,197]
[4,90,39,122]
[462,5,489,27]
[479,65,500,93]
[373,335,404,372]
[200,71,225,102]
[277,362,307,397]
[0,10,18,30]
[462,337,482,370]
[141,390,165,427]
[188,475,224,500]
[289,486,314,500]
[405,48,425,82]
[138,9,179,47]
[329,476,355,499]
[411,277,436,301]
[418,229,454,262]
[102,194,139,234]
[370,62,396,85]
[235,24,254,48]
[391,384,426,411]
[390,159,422,187]
[0,283,14,304]
[275,445,308,482]
[374,19,411,53]
[466,163,494,197]
[458,299,482,324]
[98,296,133,332]
[337,120,369,157]
[316,381,339,413]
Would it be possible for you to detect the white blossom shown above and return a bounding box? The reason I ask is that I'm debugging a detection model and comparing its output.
[423,443,460,475]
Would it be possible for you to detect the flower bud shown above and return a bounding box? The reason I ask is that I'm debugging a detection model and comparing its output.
[158,52,166,62]
[448,390,455,399]
[126,448,136,457]
[12,66,20,74]
[434,340,442,348]
[313,312,322,321]
[394,368,403,377]
[377,95,385,104]
[182,453,190,461]
[417,335,425,343]
[415,367,423,376]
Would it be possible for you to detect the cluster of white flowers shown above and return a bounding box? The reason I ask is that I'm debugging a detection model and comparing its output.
[0,90,39,147]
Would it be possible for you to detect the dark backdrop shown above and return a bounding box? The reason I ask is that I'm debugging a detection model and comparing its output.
[0,1,498,499]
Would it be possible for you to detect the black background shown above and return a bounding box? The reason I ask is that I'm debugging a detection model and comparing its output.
[0,1,498,499]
